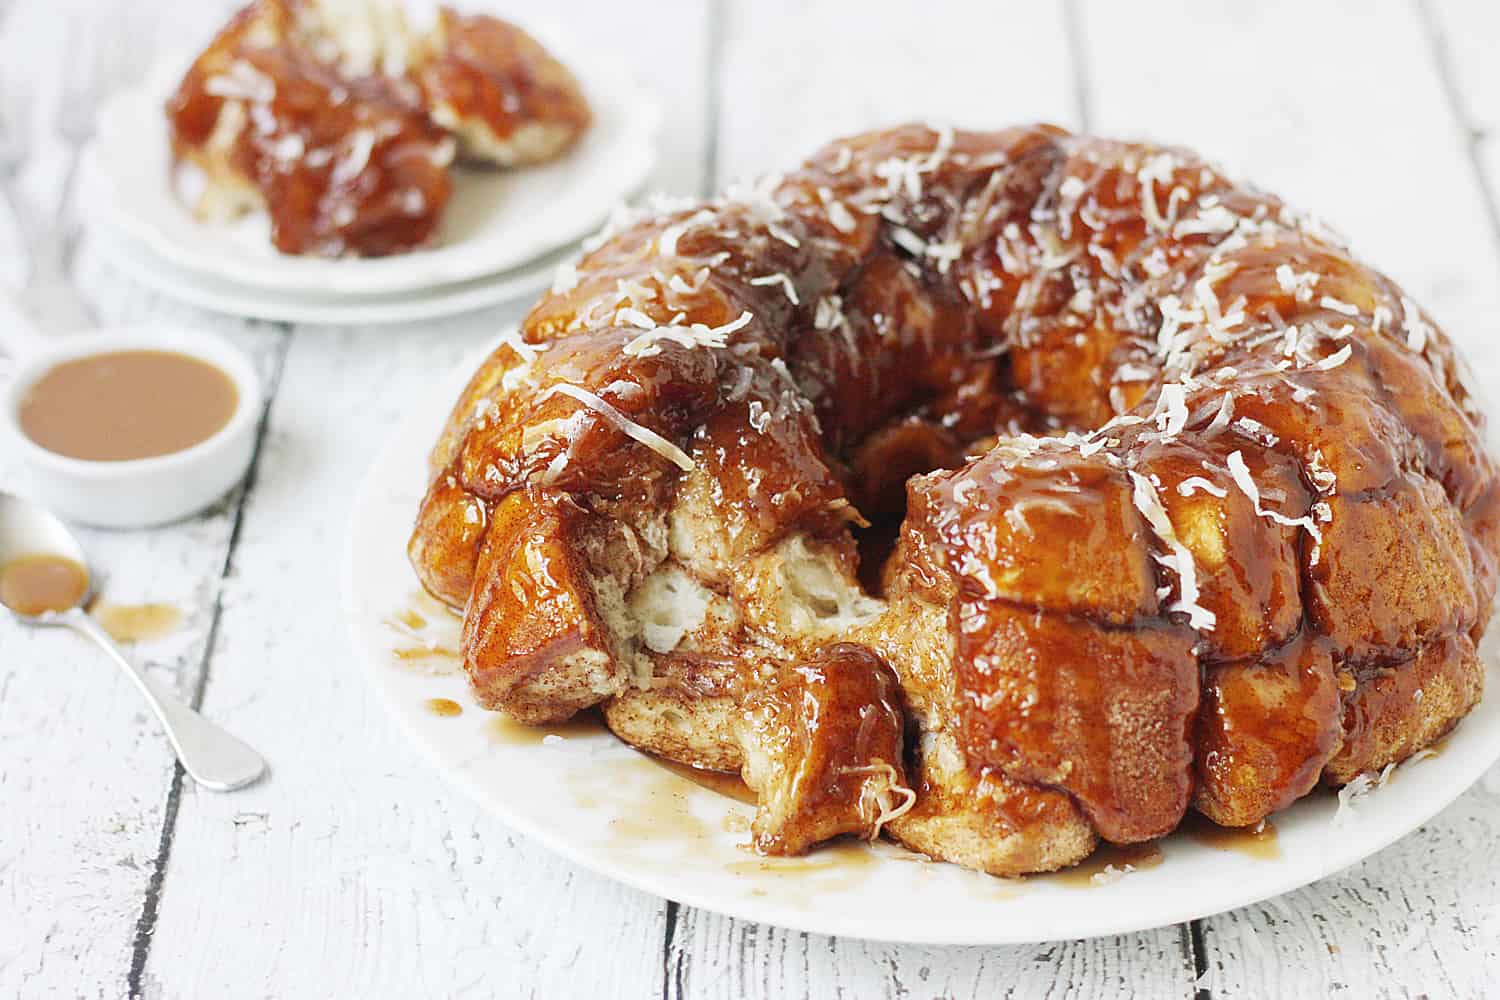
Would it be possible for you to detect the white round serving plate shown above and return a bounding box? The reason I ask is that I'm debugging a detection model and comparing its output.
[93,26,658,297]
[90,224,557,325]
[343,331,1500,945]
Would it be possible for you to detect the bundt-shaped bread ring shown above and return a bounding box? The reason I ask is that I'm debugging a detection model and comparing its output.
[409,124,1499,875]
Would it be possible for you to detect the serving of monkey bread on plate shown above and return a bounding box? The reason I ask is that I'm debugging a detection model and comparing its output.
[167,0,591,257]
[407,123,1499,877]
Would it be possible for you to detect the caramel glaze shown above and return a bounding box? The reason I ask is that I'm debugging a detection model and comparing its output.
[167,2,591,258]
[739,644,909,854]
[426,697,463,717]
[647,754,757,805]
[93,603,184,644]
[417,8,591,158]
[167,0,453,257]
[409,123,1500,871]
[1180,814,1281,861]
[1048,841,1165,889]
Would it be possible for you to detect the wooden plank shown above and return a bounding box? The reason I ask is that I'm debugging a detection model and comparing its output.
[667,3,1198,997]
[134,318,672,998]
[1194,787,1500,997]
[133,1,711,995]
[0,320,283,1000]
[1078,0,1500,994]
[1422,0,1500,260]
[0,3,285,995]
[714,0,1087,181]
[669,912,1197,1000]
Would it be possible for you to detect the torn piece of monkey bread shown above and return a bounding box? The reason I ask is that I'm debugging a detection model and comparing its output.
[166,0,590,256]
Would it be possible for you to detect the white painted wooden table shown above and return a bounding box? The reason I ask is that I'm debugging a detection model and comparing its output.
[3,0,1500,996]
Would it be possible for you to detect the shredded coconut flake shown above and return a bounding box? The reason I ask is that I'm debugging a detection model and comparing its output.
[1153,383,1190,438]
[1178,476,1228,498]
[1090,863,1135,886]
[844,762,917,839]
[814,295,845,331]
[657,222,687,258]
[550,384,695,471]
[1226,450,1321,541]
[749,273,800,305]
[1129,472,1215,631]
[827,200,857,233]
[889,226,928,258]
[1204,393,1236,437]
[622,311,753,357]
[1173,204,1238,238]
[1401,295,1433,353]
[1311,344,1353,371]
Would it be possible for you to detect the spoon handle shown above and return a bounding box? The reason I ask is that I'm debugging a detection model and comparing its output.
[62,609,267,791]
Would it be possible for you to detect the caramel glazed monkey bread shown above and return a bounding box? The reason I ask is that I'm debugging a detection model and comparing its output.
[409,123,1500,875]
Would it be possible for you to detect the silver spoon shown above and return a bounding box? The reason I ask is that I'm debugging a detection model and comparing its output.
[0,491,266,790]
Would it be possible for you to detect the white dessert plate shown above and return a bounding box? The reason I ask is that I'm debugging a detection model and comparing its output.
[90,224,556,326]
[343,331,1500,945]
[92,26,658,297]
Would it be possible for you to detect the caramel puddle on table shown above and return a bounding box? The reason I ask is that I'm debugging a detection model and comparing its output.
[91,602,183,644]
[425,697,463,717]
[1046,841,1165,889]
[1180,814,1282,860]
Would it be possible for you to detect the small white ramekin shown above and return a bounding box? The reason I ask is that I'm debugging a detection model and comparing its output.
[1,327,262,528]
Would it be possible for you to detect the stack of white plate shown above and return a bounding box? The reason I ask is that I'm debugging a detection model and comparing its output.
[86,43,661,325]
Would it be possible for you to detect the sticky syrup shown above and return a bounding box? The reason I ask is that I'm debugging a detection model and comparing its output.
[1049,841,1165,888]
[1182,814,1282,860]
[93,603,183,643]
[20,350,238,462]
[0,555,89,616]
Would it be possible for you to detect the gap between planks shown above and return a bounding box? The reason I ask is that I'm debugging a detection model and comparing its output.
[1412,0,1500,254]
[701,0,727,198]
[125,324,295,1000]
[1061,0,1093,131]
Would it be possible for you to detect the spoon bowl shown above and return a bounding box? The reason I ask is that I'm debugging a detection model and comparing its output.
[0,491,95,624]
[0,491,267,790]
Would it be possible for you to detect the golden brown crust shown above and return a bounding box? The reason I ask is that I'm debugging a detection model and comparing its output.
[1195,636,1343,826]
[602,655,744,771]
[888,730,1096,876]
[463,489,618,724]
[417,8,591,166]
[1324,633,1484,783]
[410,123,1500,873]
[166,1,589,256]
[737,644,909,855]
